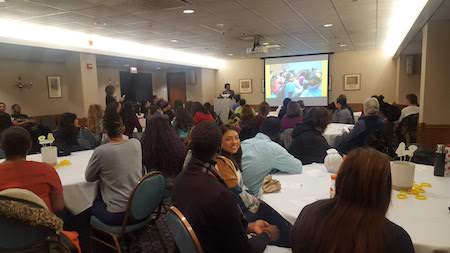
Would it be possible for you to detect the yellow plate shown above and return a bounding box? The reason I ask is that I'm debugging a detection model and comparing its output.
[420,182,432,188]
[415,195,427,200]
[397,193,408,199]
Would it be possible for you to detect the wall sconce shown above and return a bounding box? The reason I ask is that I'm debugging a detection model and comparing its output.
[16,76,33,91]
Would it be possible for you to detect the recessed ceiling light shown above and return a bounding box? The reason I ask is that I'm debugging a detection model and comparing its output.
[227,53,233,56]
[216,23,224,27]
[323,23,333,28]
[183,9,195,14]
[338,43,347,47]
[262,42,269,46]
[170,39,178,43]
[0,0,6,3]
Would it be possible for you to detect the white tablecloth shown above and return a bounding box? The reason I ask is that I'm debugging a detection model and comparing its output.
[263,163,450,253]
[323,123,353,147]
[27,150,97,215]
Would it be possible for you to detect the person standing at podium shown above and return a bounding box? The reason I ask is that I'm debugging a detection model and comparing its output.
[222,83,235,98]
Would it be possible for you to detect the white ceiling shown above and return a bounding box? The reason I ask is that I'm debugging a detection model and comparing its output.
[0,0,402,58]
[400,0,450,55]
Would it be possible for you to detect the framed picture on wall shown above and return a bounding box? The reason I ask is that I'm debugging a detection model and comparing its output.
[343,74,361,91]
[47,76,62,98]
[239,79,252,94]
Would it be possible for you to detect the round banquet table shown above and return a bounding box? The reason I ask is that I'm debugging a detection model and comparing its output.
[26,150,97,215]
[262,163,450,253]
[323,123,353,147]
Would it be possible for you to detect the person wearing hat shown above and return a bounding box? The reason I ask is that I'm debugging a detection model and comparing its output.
[241,117,303,196]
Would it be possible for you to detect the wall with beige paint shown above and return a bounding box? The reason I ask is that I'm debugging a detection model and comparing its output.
[216,50,398,106]
[396,54,421,104]
[329,50,397,104]
[0,58,71,116]
[216,59,264,105]
[419,21,450,125]
[96,67,211,106]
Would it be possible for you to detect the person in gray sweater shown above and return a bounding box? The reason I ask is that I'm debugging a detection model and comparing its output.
[86,104,142,226]
[332,94,354,124]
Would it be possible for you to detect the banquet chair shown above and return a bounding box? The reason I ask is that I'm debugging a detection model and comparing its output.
[166,206,204,253]
[280,128,294,149]
[90,171,166,253]
[0,189,77,253]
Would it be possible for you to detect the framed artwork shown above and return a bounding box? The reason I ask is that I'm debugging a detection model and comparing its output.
[239,79,252,94]
[47,76,62,98]
[343,74,361,91]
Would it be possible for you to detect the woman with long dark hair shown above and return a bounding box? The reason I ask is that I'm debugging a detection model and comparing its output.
[216,124,292,248]
[54,112,94,153]
[192,102,214,125]
[141,115,186,181]
[172,107,193,141]
[281,101,303,130]
[291,148,414,253]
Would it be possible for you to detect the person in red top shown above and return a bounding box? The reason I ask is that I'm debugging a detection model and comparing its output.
[192,102,215,125]
[0,126,64,212]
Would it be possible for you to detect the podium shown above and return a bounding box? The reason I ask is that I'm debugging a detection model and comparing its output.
[214,98,234,123]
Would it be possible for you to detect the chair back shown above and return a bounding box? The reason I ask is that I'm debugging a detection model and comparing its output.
[0,196,54,251]
[281,128,294,149]
[122,172,166,231]
[166,206,203,253]
[400,113,419,145]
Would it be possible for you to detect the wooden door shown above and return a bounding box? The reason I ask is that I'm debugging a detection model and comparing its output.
[167,72,187,104]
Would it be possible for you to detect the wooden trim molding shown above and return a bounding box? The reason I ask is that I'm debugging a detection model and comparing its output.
[418,123,450,149]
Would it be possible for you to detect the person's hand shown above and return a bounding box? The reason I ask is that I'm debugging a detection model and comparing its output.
[263,225,280,242]
[248,220,270,234]
[119,95,126,103]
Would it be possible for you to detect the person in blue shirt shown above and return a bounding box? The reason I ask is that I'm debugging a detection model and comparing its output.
[241,117,303,196]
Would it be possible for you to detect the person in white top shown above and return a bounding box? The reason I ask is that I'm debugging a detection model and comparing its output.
[397,94,419,123]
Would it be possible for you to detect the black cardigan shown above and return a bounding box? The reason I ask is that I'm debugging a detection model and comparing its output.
[172,158,270,253]
[288,123,331,165]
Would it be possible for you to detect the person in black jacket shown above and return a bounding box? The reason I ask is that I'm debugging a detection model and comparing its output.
[289,107,331,164]
[172,122,279,253]
[337,98,385,154]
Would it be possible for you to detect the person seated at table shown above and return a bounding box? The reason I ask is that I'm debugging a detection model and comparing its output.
[331,94,354,124]
[235,99,253,116]
[157,100,175,122]
[277,98,291,120]
[216,124,292,248]
[241,117,303,196]
[397,93,419,123]
[291,147,414,253]
[87,104,104,145]
[0,127,64,212]
[173,121,279,253]
[204,102,218,120]
[141,115,186,189]
[120,101,142,139]
[289,107,331,164]
[172,107,193,141]
[192,102,215,125]
[240,102,270,141]
[0,102,12,136]
[239,104,256,134]
[54,112,95,154]
[10,104,36,127]
[85,105,142,226]
[337,98,385,154]
[281,101,303,131]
